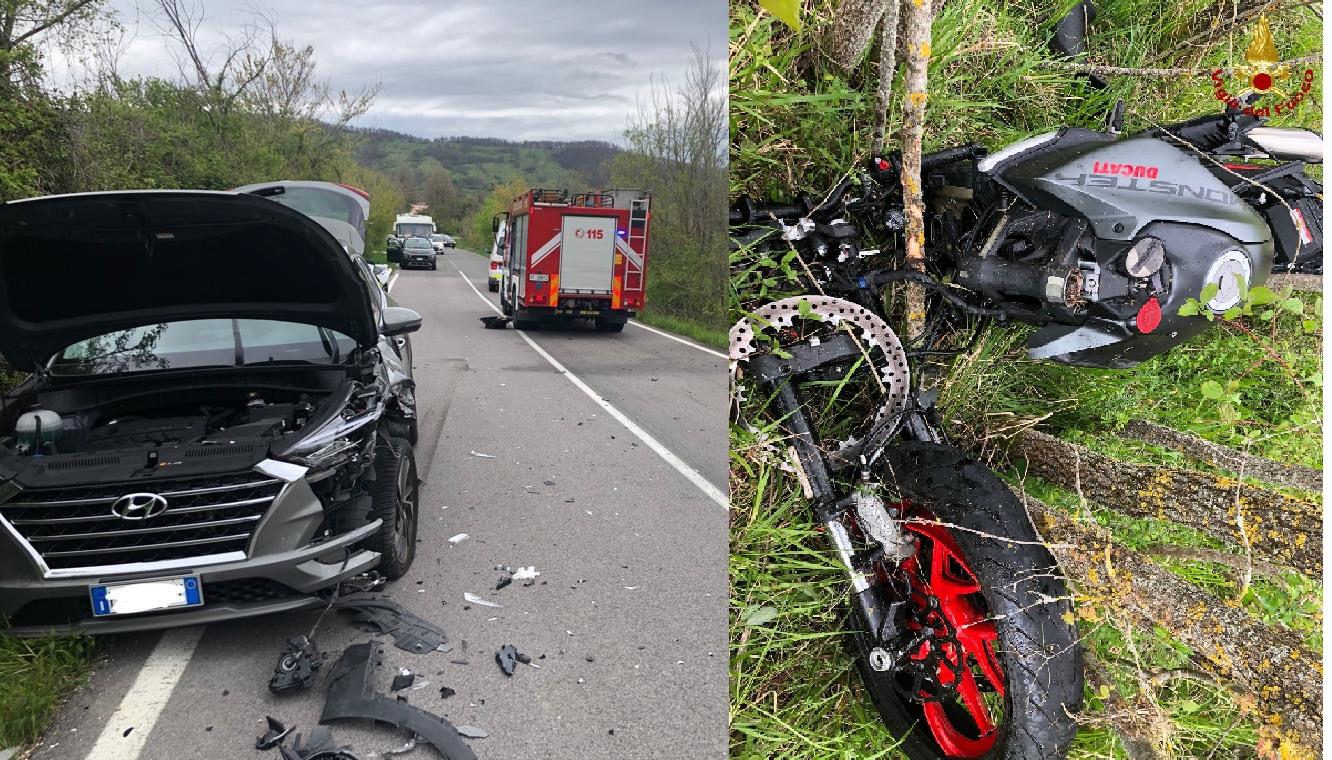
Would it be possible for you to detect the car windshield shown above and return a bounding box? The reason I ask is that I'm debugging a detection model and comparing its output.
[50,319,358,376]
[406,239,432,250]
[430,234,444,242]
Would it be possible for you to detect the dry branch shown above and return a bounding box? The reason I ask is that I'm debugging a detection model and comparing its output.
[1010,430,1321,576]
[898,0,932,340]
[1023,493,1322,753]
[1121,420,1321,494]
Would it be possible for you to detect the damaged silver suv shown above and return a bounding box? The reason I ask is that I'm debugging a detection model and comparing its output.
[0,183,423,634]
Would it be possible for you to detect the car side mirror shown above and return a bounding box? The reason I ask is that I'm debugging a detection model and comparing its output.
[382,306,422,336]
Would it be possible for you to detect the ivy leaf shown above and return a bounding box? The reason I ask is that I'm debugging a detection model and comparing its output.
[1200,380,1225,400]
[1199,282,1220,305]
[759,0,803,30]
[1247,286,1279,306]
[1222,306,1241,321]
[1280,297,1304,315]
[743,605,779,627]
[1177,300,1199,317]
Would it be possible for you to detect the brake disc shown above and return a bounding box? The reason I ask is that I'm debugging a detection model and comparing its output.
[730,295,910,466]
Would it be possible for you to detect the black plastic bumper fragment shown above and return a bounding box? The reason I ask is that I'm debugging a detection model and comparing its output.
[331,598,447,654]
[278,726,363,760]
[321,642,477,760]
[270,636,325,694]
[256,715,292,750]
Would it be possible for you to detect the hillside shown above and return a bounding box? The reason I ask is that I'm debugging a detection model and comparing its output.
[351,129,621,229]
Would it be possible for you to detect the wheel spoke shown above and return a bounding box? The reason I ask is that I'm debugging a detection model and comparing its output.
[954,664,995,735]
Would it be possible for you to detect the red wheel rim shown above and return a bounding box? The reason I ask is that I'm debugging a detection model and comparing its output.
[899,508,1006,758]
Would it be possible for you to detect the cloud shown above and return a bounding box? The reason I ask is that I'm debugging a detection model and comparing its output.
[44,0,723,143]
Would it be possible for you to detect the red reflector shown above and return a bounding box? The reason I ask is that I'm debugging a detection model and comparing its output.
[876,158,891,171]
[1136,296,1162,334]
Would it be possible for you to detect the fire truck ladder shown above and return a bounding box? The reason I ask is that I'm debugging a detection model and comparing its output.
[626,198,649,291]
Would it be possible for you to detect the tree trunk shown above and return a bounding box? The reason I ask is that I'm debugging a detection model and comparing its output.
[1024,492,1321,754]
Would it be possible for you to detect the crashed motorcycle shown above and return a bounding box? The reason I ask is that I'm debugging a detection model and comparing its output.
[728,102,1322,759]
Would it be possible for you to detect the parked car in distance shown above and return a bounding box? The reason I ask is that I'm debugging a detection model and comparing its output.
[438,234,456,248]
[0,185,424,634]
[401,237,437,270]
[429,234,446,253]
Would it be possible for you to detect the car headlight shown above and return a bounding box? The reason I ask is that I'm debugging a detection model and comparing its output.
[280,396,383,470]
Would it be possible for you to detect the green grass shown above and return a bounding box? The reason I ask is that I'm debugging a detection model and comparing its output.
[0,633,95,748]
[635,311,728,350]
[729,0,1321,757]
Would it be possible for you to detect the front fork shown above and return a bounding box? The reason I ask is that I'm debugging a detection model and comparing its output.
[765,370,942,661]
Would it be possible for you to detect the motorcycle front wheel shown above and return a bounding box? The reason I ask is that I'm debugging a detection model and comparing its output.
[852,442,1082,760]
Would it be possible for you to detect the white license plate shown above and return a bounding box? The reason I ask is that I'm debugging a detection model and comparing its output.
[89,576,203,617]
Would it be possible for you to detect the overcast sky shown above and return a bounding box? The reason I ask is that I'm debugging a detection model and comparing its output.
[46,0,724,143]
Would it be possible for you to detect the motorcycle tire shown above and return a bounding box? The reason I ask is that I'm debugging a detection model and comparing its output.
[852,441,1081,760]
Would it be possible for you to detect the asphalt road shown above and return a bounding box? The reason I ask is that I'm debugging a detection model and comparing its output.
[30,250,729,760]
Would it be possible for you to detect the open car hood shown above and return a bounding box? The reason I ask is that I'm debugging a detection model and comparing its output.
[0,191,378,370]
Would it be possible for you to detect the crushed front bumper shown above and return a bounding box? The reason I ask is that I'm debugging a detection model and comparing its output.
[0,460,382,636]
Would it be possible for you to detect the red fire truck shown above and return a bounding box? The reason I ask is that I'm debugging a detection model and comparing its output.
[495,188,650,332]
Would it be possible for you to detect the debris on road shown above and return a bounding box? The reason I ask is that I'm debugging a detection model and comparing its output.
[447,533,469,544]
[456,726,489,739]
[493,564,540,590]
[468,450,497,458]
[384,735,420,756]
[496,644,518,676]
[256,716,292,750]
[439,686,457,699]
[463,592,502,608]
[269,636,324,694]
[332,599,448,655]
[321,643,477,760]
[479,315,509,330]
[390,668,416,691]
[277,727,361,760]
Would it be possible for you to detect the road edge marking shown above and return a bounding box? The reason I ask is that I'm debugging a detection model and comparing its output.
[387,270,400,293]
[448,263,728,509]
[84,625,205,760]
[628,320,726,359]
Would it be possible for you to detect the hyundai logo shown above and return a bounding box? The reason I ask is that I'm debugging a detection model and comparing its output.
[110,493,169,520]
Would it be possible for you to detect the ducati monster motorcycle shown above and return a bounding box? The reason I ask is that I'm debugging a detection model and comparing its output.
[729,100,1322,759]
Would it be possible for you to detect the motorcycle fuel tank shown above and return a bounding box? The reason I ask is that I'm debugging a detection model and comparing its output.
[992,129,1273,245]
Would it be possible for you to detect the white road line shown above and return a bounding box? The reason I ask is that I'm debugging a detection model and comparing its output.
[84,626,205,760]
[448,263,728,509]
[628,319,726,359]
[387,270,400,293]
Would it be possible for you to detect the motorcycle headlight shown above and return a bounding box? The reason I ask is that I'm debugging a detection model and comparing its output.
[280,402,383,470]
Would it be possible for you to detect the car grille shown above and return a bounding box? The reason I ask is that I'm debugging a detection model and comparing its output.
[0,471,284,571]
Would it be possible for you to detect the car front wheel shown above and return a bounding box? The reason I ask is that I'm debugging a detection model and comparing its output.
[367,436,418,579]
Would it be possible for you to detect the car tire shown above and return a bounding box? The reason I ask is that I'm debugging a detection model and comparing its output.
[366,436,418,579]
